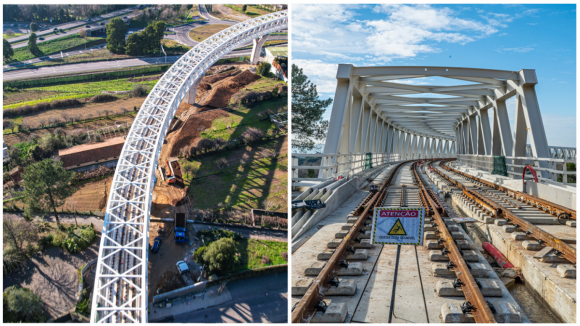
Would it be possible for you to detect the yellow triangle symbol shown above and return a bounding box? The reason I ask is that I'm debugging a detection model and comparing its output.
[388,218,407,236]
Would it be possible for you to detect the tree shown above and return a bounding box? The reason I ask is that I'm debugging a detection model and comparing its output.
[202,238,236,275]
[28,32,40,56]
[5,29,15,37]
[3,39,14,61]
[106,17,128,53]
[3,218,39,255]
[78,28,87,38]
[242,5,247,12]
[125,32,142,56]
[21,159,76,225]
[30,22,37,32]
[256,61,271,77]
[3,285,46,323]
[291,64,333,152]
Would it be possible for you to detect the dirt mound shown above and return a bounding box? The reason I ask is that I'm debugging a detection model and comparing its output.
[169,109,230,157]
[198,70,261,108]
[156,270,186,295]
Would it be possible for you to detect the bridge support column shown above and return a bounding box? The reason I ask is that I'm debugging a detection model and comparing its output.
[436,139,442,158]
[411,135,418,160]
[478,109,492,155]
[462,120,470,154]
[184,74,205,105]
[250,35,268,65]
[468,115,478,154]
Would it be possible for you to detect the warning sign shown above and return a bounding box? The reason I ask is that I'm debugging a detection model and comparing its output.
[388,219,407,235]
[371,207,425,245]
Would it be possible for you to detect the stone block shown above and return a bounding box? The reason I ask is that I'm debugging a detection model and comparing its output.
[342,223,354,230]
[461,250,480,262]
[424,231,440,240]
[425,240,444,249]
[511,232,534,241]
[494,219,507,226]
[317,249,335,261]
[353,239,372,249]
[522,240,545,251]
[437,278,503,297]
[335,231,348,239]
[455,240,471,250]
[326,279,357,296]
[431,263,455,277]
[424,223,437,231]
[502,225,517,233]
[429,250,450,261]
[305,261,326,276]
[451,232,464,240]
[468,263,490,278]
[557,264,576,278]
[327,239,342,249]
[566,220,576,227]
[347,249,369,260]
[292,278,313,296]
[310,302,348,323]
[337,262,363,276]
[493,301,521,323]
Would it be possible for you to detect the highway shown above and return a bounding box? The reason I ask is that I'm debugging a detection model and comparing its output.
[8,7,138,48]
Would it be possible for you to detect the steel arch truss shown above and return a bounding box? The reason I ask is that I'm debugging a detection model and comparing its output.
[90,11,287,323]
[323,65,551,177]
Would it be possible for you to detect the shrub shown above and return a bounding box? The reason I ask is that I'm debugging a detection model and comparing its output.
[39,234,54,248]
[256,62,271,77]
[75,298,91,317]
[51,233,65,247]
[3,99,81,118]
[3,285,46,323]
[241,127,264,144]
[90,94,117,103]
[215,157,228,169]
[197,138,216,153]
[203,238,237,275]
[132,84,149,97]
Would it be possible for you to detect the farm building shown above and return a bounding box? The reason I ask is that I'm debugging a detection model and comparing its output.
[59,137,125,172]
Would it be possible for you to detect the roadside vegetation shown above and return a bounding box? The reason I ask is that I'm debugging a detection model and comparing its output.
[193,229,287,276]
[188,24,231,42]
[3,285,46,323]
[3,4,132,24]
[6,34,102,63]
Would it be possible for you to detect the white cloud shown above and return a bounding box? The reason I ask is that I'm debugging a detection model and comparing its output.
[292,59,339,94]
[292,4,505,63]
[496,45,535,53]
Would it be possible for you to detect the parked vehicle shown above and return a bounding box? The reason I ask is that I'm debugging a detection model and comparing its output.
[38,37,44,40]
[85,25,91,28]
[53,27,58,31]
[100,22,105,25]
[174,213,189,244]
[151,237,162,253]
[176,260,194,286]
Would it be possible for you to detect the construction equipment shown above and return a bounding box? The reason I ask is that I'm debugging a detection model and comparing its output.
[174,213,189,244]
[166,160,176,184]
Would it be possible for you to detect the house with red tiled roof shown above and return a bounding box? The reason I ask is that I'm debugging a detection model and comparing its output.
[59,137,125,172]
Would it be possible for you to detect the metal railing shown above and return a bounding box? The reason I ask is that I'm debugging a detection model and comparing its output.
[457,153,576,185]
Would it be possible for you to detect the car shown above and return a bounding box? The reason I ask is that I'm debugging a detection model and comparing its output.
[13,24,17,27]
[53,27,58,31]
[176,260,189,274]
[151,237,161,253]
[100,22,105,25]
[123,16,128,19]
[87,18,92,21]
[85,25,91,28]
[38,37,44,40]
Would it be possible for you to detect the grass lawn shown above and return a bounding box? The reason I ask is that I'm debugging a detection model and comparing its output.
[227,4,272,17]
[8,34,102,63]
[188,24,230,42]
[4,33,23,39]
[186,136,288,211]
[161,39,191,55]
[200,97,286,141]
[233,238,287,272]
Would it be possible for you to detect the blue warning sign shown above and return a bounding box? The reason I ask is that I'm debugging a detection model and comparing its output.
[371,207,425,245]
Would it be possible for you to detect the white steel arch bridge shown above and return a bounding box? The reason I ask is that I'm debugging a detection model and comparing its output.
[315,64,568,182]
[90,11,287,323]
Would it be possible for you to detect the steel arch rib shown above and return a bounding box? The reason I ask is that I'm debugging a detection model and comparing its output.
[90,11,287,323]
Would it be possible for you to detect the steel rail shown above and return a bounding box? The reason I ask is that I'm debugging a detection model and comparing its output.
[413,161,497,323]
[291,161,409,323]
[433,162,576,265]
[90,11,288,323]
[444,160,575,220]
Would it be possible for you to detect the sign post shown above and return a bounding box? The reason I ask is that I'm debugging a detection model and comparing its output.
[371,207,425,322]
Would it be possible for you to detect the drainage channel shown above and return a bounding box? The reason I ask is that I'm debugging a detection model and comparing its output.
[425,163,564,323]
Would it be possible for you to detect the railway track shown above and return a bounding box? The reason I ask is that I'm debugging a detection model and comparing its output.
[291,160,526,323]
[430,160,576,265]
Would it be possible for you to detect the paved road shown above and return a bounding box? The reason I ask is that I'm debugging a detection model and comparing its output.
[7,7,137,47]
[3,43,289,81]
[171,272,288,323]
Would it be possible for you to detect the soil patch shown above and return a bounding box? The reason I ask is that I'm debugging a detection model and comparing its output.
[59,176,113,212]
[155,270,186,295]
[197,70,261,108]
[168,109,230,157]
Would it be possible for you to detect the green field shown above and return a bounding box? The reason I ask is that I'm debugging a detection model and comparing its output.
[8,34,101,63]
[233,238,287,272]
[188,24,230,42]
[3,33,23,39]
[186,136,288,211]
[4,75,161,110]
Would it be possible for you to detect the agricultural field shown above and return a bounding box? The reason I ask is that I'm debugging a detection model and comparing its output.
[188,24,230,42]
[8,34,103,63]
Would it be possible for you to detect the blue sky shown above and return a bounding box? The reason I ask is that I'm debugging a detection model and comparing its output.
[292,4,576,147]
